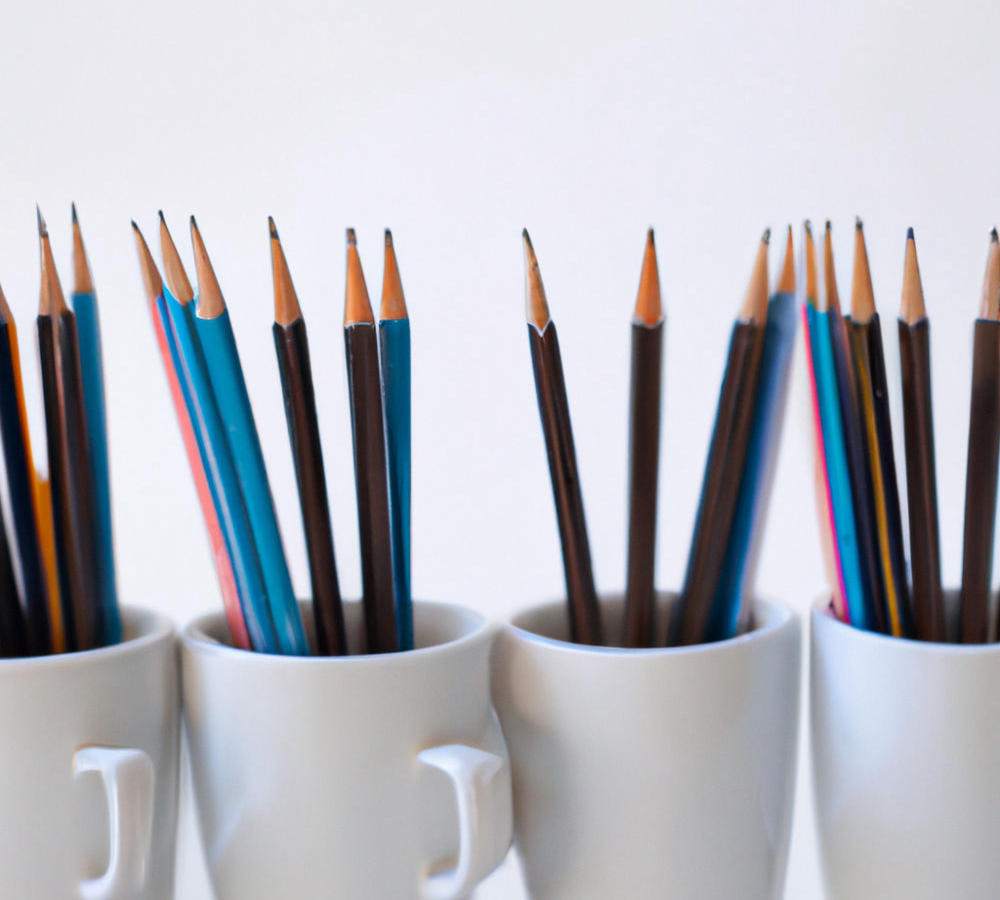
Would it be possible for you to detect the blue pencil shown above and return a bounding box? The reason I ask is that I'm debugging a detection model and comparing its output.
[71,206,121,646]
[706,227,798,641]
[157,216,278,653]
[189,217,308,656]
[378,230,413,651]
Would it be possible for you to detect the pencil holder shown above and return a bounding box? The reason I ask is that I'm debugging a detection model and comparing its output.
[490,594,800,900]
[0,606,179,899]
[811,595,1000,898]
[181,599,512,900]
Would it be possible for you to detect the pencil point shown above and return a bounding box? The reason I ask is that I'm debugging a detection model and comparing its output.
[158,213,194,305]
[344,232,374,326]
[268,216,279,239]
[347,228,357,246]
[856,216,864,230]
[71,203,95,295]
[901,230,926,323]
[991,227,998,243]
[71,202,78,224]
[380,229,408,321]
[776,225,795,293]
[906,226,915,240]
[739,231,769,324]
[522,229,551,331]
[762,227,771,245]
[633,228,662,326]
[823,221,842,315]
[851,216,876,321]
[804,222,818,306]
[38,210,66,317]
[269,218,302,326]
[189,217,226,318]
[132,222,164,306]
[36,205,47,238]
[980,230,1000,320]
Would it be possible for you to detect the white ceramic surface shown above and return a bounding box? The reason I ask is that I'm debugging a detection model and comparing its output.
[491,595,801,900]
[811,600,1000,898]
[181,599,513,900]
[0,606,179,899]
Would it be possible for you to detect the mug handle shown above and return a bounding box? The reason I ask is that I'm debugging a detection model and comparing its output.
[417,743,512,900]
[73,746,155,900]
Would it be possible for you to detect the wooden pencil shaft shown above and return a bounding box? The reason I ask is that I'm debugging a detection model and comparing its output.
[528,324,603,645]
[623,321,663,647]
[274,320,347,655]
[959,320,1000,643]
[674,322,762,645]
[898,318,945,641]
[344,323,397,653]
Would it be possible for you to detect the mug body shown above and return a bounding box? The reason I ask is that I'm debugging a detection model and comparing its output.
[181,599,512,900]
[491,594,800,900]
[811,600,1000,898]
[0,605,179,899]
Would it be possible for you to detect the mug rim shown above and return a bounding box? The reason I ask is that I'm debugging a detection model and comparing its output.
[0,604,174,670]
[181,598,493,666]
[503,597,793,657]
[811,597,1000,655]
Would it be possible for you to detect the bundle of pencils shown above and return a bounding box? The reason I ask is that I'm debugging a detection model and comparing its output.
[0,206,121,657]
[133,217,413,655]
[522,227,798,647]
[804,219,1000,643]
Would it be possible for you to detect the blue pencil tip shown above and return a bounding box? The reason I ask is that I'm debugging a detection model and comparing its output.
[906,226,915,240]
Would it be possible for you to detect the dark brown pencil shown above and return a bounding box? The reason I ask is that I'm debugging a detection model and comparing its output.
[959,230,1000,643]
[344,229,397,653]
[0,497,26,656]
[270,218,347,655]
[36,208,102,651]
[898,228,945,641]
[623,229,664,647]
[670,231,769,646]
[523,230,603,645]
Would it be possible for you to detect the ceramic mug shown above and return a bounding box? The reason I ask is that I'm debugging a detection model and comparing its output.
[181,599,513,899]
[811,597,1000,898]
[491,594,801,900]
[0,605,179,899]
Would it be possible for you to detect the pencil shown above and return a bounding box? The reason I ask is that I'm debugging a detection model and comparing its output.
[270,217,347,656]
[824,222,886,633]
[71,205,121,646]
[190,217,308,657]
[344,229,397,653]
[133,222,250,651]
[849,219,910,638]
[32,475,63,649]
[671,230,768,646]
[623,229,663,648]
[959,229,1000,643]
[523,230,603,646]
[0,497,26,657]
[0,282,53,652]
[378,230,414,651]
[158,215,277,653]
[36,207,102,650]
[898,228,945,641]
[708,225,798,641]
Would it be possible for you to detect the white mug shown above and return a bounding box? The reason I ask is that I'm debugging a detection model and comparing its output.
[811,598,1000,898]
[181,599,513,900]
[491,595,801,900]
[0,605,179,899]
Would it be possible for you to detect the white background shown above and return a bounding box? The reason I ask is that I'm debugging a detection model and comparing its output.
[1,0,998,895]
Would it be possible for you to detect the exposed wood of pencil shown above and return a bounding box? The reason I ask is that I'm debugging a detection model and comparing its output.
[159,212,195,304]
[959,231,1000,643]
[190,217,226,318]
[824,223,887,633]
[777,226,795,294]
[898,229,944,641]
[672,232,768,645]
[344,231,397,652]
[71,203,95,295]
[380,229,408,320]
[271,220,347,655]
[523,230,603,644]
[623,229,663,646]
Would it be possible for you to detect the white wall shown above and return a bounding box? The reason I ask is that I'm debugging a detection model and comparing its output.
[1,0,997,895]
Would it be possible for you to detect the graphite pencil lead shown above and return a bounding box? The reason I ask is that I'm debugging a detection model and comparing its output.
[823,221,842,315]
[269,217,302,326]
[901,229,927,324]
[804,221,818,307]
[979,229,1000,320]
[71,203,95,295]
[851,218,876,322]
[159,213,194,305]
[132,222,164,306]
[344,229,374,326]
[189,216,226,319]
[739,230,769,324]
[380,229,408,321]
[633,228,663,326]
[38,207,67,317]
[776,225,795,294]
[522,229,551,331]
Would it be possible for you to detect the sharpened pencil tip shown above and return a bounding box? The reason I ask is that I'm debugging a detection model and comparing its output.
[906,226,915,240]
[851,216,876,322]
[159,213,195,305]
[901,230,926,323]
[804,219,813,237]
[270,220,303,325]
[762,227,771,244]
[71,202,78,224]
[36,205,47,237]
[855,216,864,231]
[634,228,662,326]
[158,210,166,224]
[71,203,94,295]
[189,216,226,318]
[740,231,769,324]
[385,228,393,248]
[776,225,795,293]
[380,229,407,320]
[346,228,357,246]
[522,230,550,330]
[268,216,278,239]
[980,230,1000,320]
[992,227,998,243]
[344,232,374,325]
[823,220,841,314]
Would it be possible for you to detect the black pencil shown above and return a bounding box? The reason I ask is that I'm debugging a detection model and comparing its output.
[270,218,347,655]
[0,489,26,657]
[898,228,945,642]
[523,230,603,646]
[959,229,1000,643]
[344,229,397,653]
[623,229,664,647]
[670,231,769,645]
